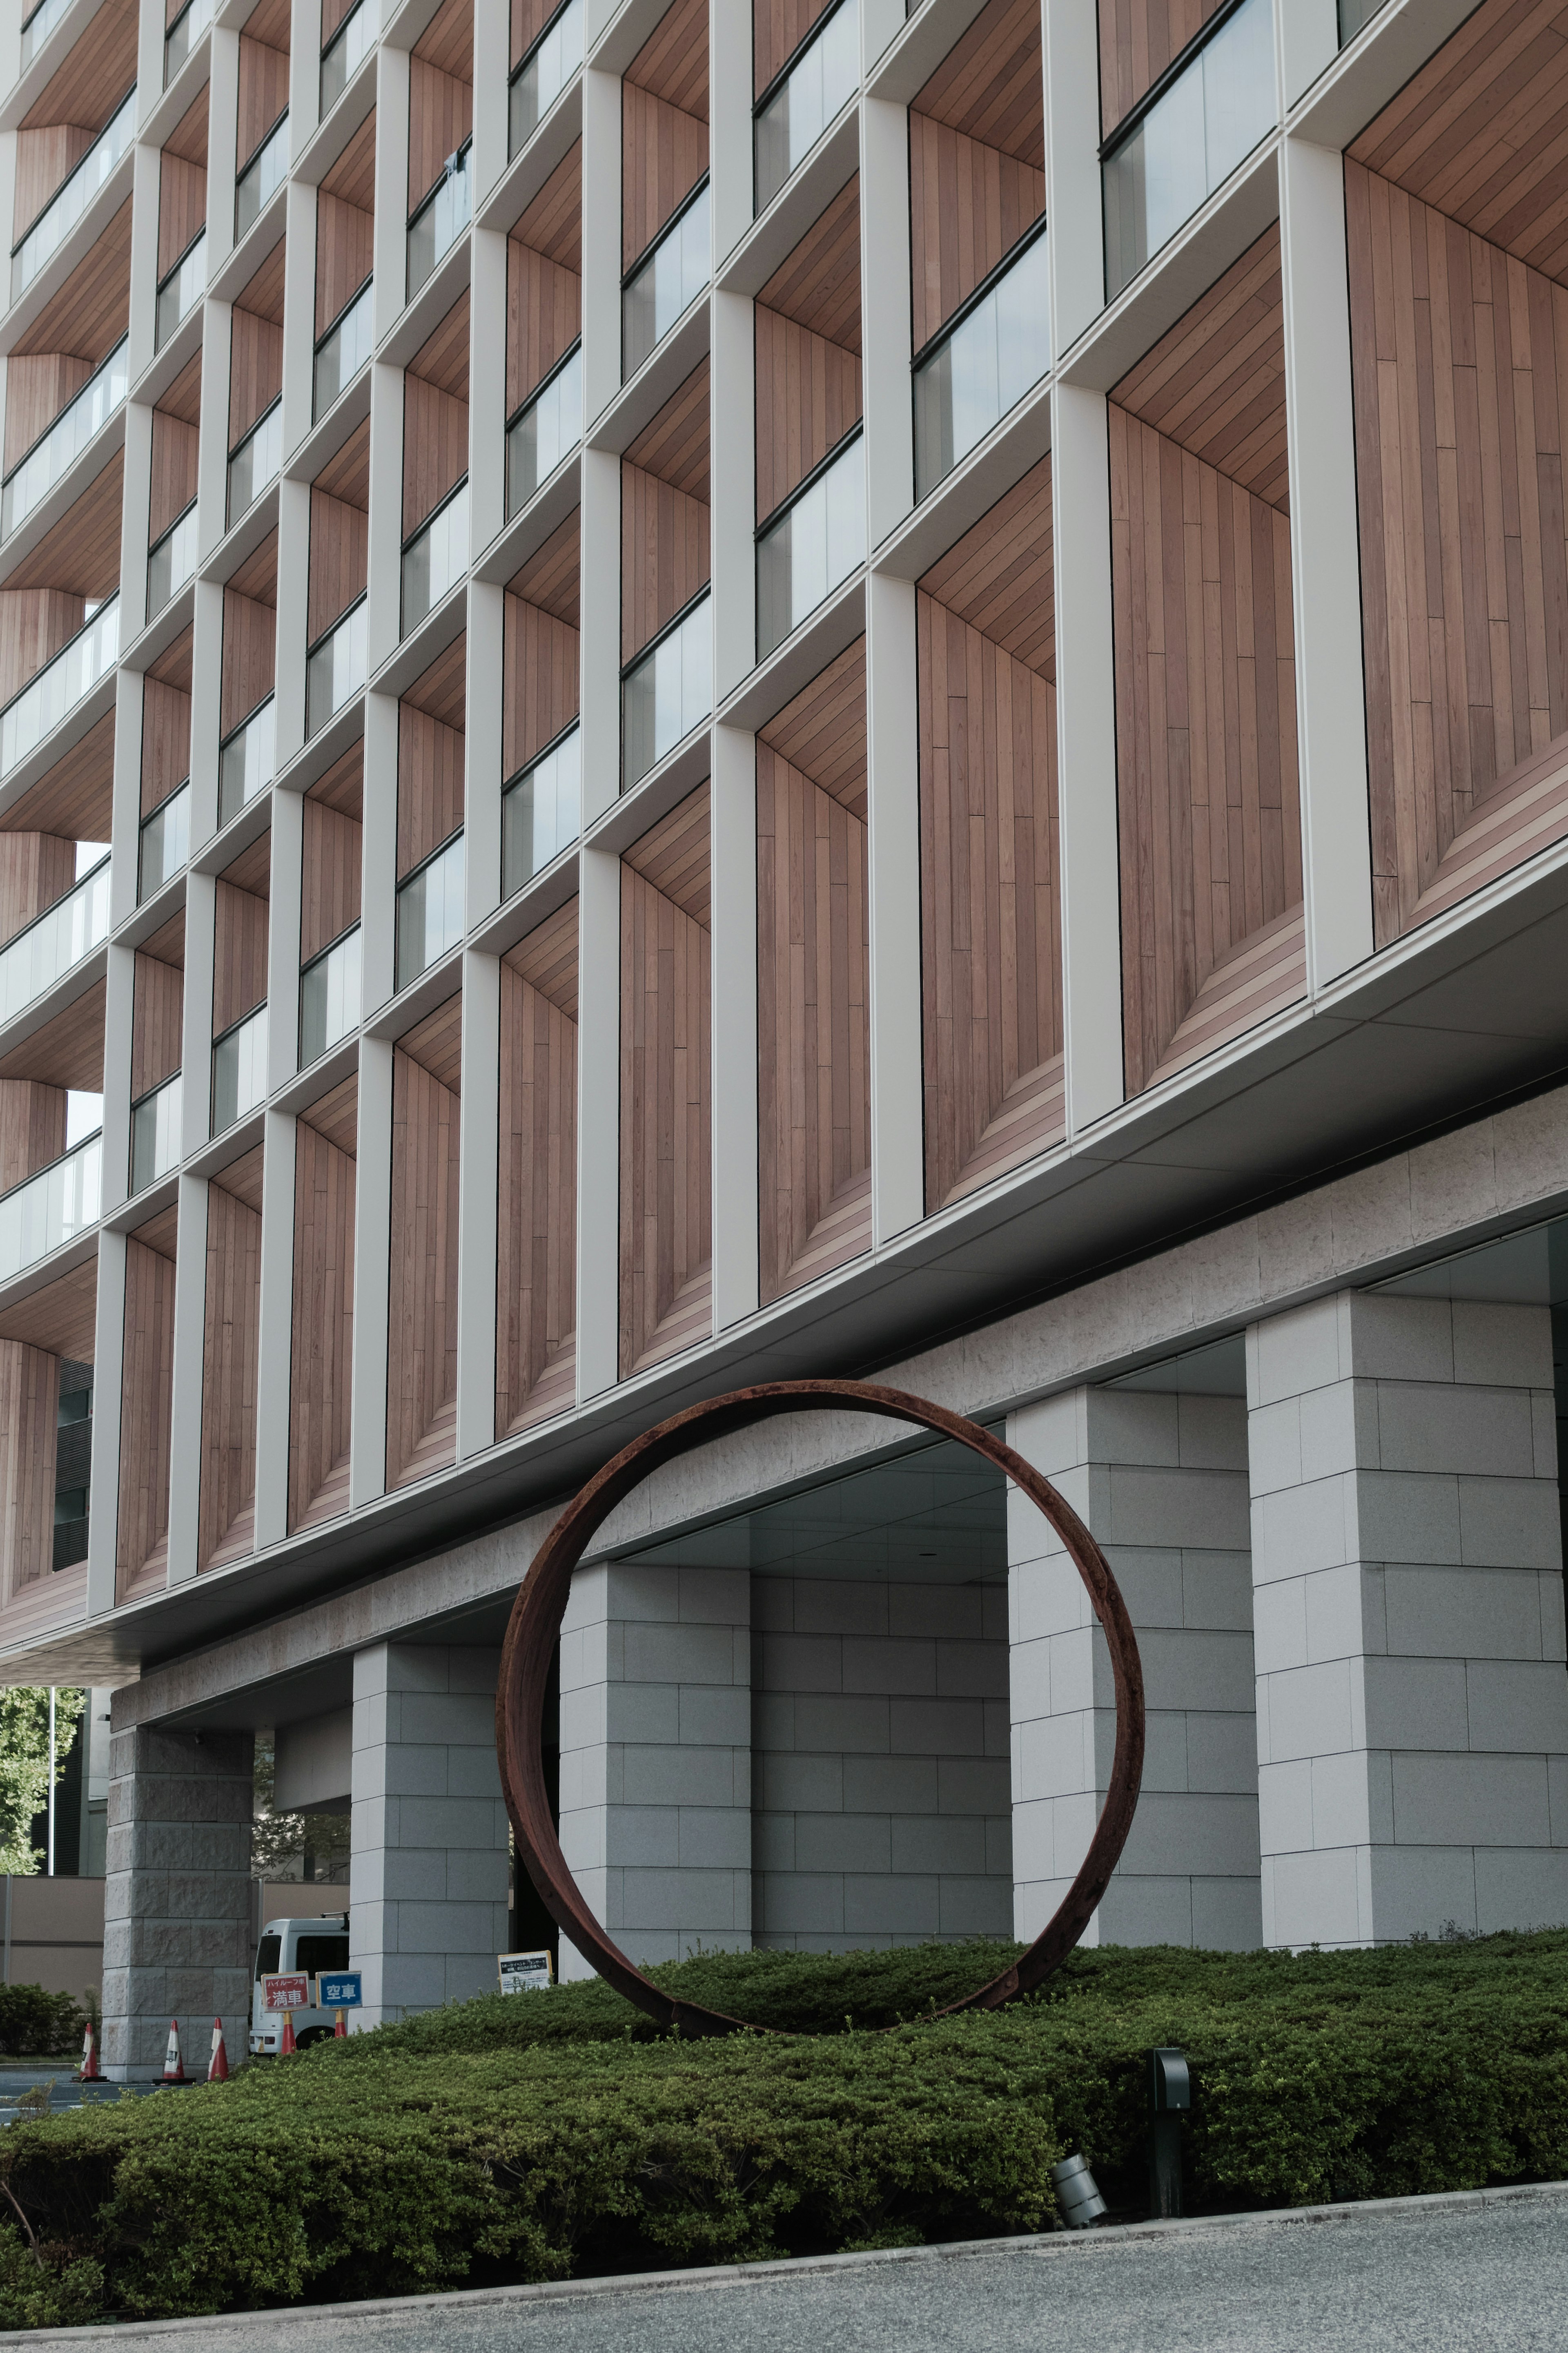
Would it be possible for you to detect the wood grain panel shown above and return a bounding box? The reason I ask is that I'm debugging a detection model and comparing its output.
[756,176,861,347]
[403,631,467,727]
[918,456,1055,675]
[0,1257,95,1359]
[403,370,470,535]
[0,1082,65,1192]
[289,1109,355,1532]
[757,744,869,1301]
[2,356,90,472]
[4,449,123,595]
[221,572,276,736]
[408,57,472,214]
[2,714,111,845]
[149,409,199,543]
[229,305,283,446]
[141,674,191,814]
[116,1233,175,1599]
[755,0,835,96]
[213,877,269,1036]
[299,1070,359,1154]
[301,799,362,963]
[0,590,82,707]
[621,85,708,270]
[628,0,708,112]
[398,703,466,877]
[755,306,860,523]
[621,462,710,661]
[505,595,579,776]
[316,190,374,334]
[1110,406,1303,1093]
[158,154,207,281]
[917,573,1062,1209]
[507,248,580,413]
[758,637,866,818]
[308,488,368,642]
[18,0,136,134]
[1099,0,1227,140]
[13,199,131,365]
[0,979,103,1088]
[386,1044,460,1488]
[624,778,710,921]
[198,1169,261,1570]
[1346,156,1568,943]
[308,743,364,823]
[913,0,1043,161]
[131,950,184,1100]
[237,30,290,167]
[512,0,556,66]
[13,129,95,245]
[619,857,711,1375]
[0,833,74,950]
[0,1343,58,1599]
[1113,227,1288,512]
[498,897,577,1434]
[1348,0,1568,289]
[908,113,1044,351]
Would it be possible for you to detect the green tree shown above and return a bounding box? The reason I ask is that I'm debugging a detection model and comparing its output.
[0,1691,85,1875]
[251,1733,350,1883]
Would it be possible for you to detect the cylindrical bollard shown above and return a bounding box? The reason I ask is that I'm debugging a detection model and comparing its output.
[1147,2046,1191,2219]
[1051,2153,1108,2228]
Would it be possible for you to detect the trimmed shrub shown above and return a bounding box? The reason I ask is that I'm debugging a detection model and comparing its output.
[0,1984,85,2059]
[1,1932,1566,2325]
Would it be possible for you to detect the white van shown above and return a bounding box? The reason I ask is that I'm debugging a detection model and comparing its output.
[249,1914,351,2055]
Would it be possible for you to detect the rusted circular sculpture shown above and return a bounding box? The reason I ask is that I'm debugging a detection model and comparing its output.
[496,1381,1145,2036]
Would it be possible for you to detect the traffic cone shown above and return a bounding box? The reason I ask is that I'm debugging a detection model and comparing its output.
[161,2018,185,2083]
[78,2020,101,2083]
[334,2010,346,2039]
[207,2018,229,2082]
[278,2008,296,2055]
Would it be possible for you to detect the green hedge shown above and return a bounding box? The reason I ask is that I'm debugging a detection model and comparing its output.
[2,1931,1566,2327]
[0,1985,86,2061]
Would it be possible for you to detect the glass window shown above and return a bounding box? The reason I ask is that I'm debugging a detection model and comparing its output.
[306,599,368,736]
[396,833,465,990]
[21,0,74,70]
[140,783,191,900]
[622,596,711,789]
[11,89,136,299]
[314,279,374,422]
[402,483,468,636]
[507,346,582,517]
[1103,0,1274,301]
[254,1935,281,1978]
[147,502,198,618]
[156,232,206,350]
[218,698,276,829]
[503,726,581,897]
[1339,0,1389,38]
[755,0,859,215]
[757,433,864,660]
[212,1006,268,1135]
[228,399,282,526]
[321,0,378,115]
[1,338,129,540]
[0,857,110,1024]
[130,1075,182,1194]
[510,0,584,158]
[294,1935,350,1976]
[622,183,710,380]
[165,0,216,83]
[235,110,289,243]
[0,1134,102,1283]
[407,142,472,301]
[299,926,362,1066]
[913,227,1049,499]
[0,597,119,778]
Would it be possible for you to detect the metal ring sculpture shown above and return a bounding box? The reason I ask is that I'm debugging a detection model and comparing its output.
[496,1380,1145,2036]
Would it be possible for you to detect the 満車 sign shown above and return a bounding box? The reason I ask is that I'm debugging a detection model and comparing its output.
[261,1973,310,2011]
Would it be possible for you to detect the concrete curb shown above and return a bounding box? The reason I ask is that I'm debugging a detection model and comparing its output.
[5,2175,1566,2343]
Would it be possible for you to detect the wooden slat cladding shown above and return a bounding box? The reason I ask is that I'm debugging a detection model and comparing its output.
[0,1083,65,1192]
[622,0,709,269]
[403,294,470,535]
[18,0,136,135]
[141,633,192,814]
[213,874,269,1037]
[1112,227,1289,511]
[505,515,580,776]
[0,1263,96,1363]
[1345,158,1568,943]
[316,112,376,334]
[498,899,577,1434]
[408,0,473,214]
[301,798,363,964]
[619,786,711,1375]
[1348,0,1568,288]
[198,1166,262,1570]
[229,292,284,450]
[131,950,184,1100]
[512,0,556,67]
[1099,0,1227,141]
[755,181,862,522]
[399,699,466,881]
[237,27,290,172]
[157,91,208,281]
[508,145,582,415]
[4,451,124,602]
[0,981,103,1090]
[755,0,835,97]
[0,590,82,707]
[760,638,866,816]
[0,1343,60,1598]
[116,1232,176,1599]
[289,1101,356,1533]
[221,596,275,735]
[149,410,199,544]
[13,200,132,371]
[756,741,870,1302]
[386,1040,461,1489]
[0,835,74,952]
[909,0,1044,350]
[14,129,94,245]
[1110,407,1303,1094]
[2,357,90,473]
[917,561,1063,1209]
[621,366,711,662]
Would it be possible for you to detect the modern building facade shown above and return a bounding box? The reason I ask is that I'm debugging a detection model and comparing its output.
[0,0,1566,2072]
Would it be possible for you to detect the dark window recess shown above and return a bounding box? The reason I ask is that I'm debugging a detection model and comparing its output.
[254,1934,282,1979]
[294,1935,350,1977]
[509,1647,560,1978]
[52,1358,92,1570]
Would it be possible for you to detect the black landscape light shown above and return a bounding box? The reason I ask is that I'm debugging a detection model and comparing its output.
[1051,2152,1108,2228]
[1147,2046,1190,2218]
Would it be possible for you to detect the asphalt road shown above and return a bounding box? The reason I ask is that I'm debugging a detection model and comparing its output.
[23,2183,1568,2353]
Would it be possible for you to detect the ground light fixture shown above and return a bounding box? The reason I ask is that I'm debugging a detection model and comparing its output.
[1148,2045,1191,2218]
[497,1377,1148,2037]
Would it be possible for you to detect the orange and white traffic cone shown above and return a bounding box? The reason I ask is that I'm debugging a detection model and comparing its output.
[278,2008,296,2055]
[78,2020,101,2082]
[207,2018,229,2082]
[334,2010,347,2039]
[161,2018,185,2083]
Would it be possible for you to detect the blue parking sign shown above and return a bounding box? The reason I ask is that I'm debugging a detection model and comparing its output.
[317,1971,363,2009]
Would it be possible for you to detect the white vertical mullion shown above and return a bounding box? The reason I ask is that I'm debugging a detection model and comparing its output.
[575,841,620,1401]
[469,229,509,562]
[361,688,399,1016]
[710,720,757,1331]
[372,40,412,335]
[272,475,312,772]
[85,1229,127,1620]
[163,1173,210,1585]
[455,946,500,1460]
[266,778,304,1092]
[290,0,325,152]
[709,0,752,268]
[206,27,241,276]
[1043,0,1105,358]
[195,302,234,567]
[1279,132,1374,992]
[180,870,217,1148]
[865,570,923,1246]
[472,0,509,203]
[117,399,154,645]
[100,941,136,1220]
[860,94,912,553]
[365,360,406,674]
[251,1105,296,1550]
[349,1033,392,1509]
[127,141,163,386]
[579,446,620,826]
[710,290,754,707]
[581,65,623,428]
[280,178,319,462]
[108,667,145,935]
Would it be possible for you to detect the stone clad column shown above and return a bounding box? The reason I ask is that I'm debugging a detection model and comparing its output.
[1009,1389,1260,1949]
[556,1563,751,1980]
[350,1644,510,2026]
[1247,1292,1568,1946]
[101,1715,254,2079]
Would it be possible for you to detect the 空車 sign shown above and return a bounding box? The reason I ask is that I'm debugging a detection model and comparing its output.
[261,1973,310,2011]
[317,1971,363,2010]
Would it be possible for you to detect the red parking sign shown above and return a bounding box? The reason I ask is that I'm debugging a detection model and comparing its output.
[261,1973,310,2010]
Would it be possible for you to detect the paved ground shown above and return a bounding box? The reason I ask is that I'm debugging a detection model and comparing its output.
[21,2181,1568,2351]
[0,2065,155,2119]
